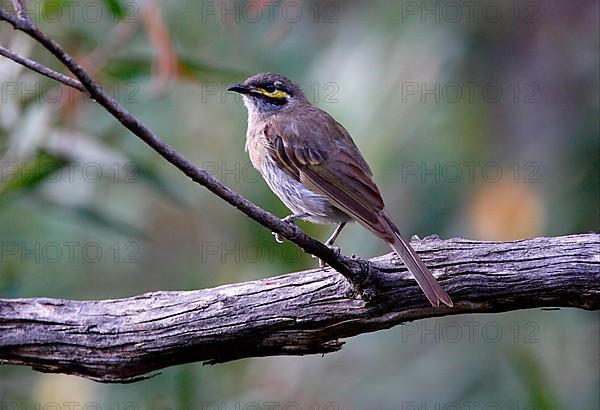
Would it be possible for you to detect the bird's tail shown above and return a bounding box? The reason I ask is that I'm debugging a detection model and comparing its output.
[380,213,453,307]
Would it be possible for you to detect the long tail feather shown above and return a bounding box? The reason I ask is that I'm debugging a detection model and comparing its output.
[381,214,453,307]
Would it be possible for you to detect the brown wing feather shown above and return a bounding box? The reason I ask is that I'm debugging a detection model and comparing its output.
[265,110,392,239]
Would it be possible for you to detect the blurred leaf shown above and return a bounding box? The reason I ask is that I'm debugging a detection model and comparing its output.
[104,58,151,80]
[104,56,247,82]
[70,205,147,239]
[140,0,178,96]
[510,349,561,410]
[0,260,20,296]
[103,0,126,20]
[0,151,67,200]
[129,159,195,207]
[175,365,196,410]
[41,0,70,18]
[177,56,249,82]
[33,195,147,239]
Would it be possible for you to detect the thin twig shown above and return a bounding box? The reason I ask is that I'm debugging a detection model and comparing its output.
[10,0,28,20]
[0,6,27,29]
[0,6,370,288]
[0,46,86,92]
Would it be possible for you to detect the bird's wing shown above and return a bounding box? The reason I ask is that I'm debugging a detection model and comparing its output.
[265,111,392,239]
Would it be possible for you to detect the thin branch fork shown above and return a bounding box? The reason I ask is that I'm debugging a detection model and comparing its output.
[0,2,370,288]
[0,234,598,383]
[0,45,86,92]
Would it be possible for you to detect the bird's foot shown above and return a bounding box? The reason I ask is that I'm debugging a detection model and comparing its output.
[272,213,306,244]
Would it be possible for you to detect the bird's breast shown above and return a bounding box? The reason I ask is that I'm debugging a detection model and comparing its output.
[244,121,350,225]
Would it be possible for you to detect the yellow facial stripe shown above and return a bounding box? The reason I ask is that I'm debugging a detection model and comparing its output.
[258,88,289,99]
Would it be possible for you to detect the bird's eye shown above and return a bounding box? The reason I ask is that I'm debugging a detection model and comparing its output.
[264,85,276,93]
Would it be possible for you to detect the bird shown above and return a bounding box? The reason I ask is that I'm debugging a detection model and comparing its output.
[227,72,452,307]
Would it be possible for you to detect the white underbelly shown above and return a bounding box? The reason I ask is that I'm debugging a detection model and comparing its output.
[259,155,350,224]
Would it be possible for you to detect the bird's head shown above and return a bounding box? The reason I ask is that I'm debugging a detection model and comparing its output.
[227,72,307,117]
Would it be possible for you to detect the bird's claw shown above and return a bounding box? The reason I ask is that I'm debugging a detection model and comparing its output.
[272,231,284,244]
[272,214,303,244]
[281,215,296,223]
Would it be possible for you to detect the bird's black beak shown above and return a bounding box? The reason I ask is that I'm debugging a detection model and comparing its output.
[227,83,252,95]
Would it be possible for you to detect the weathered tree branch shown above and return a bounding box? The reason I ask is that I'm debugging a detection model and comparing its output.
[1,234,598,383]
[0,3,371,289]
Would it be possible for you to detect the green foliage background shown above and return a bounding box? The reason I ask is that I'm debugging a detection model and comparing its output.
[0,0,598,408]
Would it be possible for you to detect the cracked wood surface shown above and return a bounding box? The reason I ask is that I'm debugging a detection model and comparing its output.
[0,234,598,383]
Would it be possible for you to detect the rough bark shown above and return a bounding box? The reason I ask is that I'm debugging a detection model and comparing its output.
[0,234,598,383]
